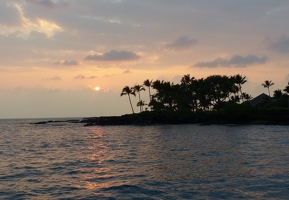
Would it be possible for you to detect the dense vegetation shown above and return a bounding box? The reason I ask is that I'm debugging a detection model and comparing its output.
[121,74,251,112]
[120,74,289,124]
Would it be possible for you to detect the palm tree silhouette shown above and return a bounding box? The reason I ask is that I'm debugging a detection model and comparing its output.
[234,74,247,102]
[121,86,136,114]
[262,80,274,97]
[143,79,153,102]
[134,85,145,112]
[137,100,146,111]
[284,82,289,114]
[283,82,289,94]
[273,89,283,98]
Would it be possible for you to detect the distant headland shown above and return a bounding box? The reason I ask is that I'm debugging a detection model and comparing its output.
[32,74,289,126]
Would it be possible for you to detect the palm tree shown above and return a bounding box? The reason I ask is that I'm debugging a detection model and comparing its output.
[242,92,252,101]
[273,89,283,98]
[283,82,289,94]
[121,86,136,114]
[284,82,289,114]
[143,79,153,101]
[134,85,145,112]
[180,74,197,111]
[234,74,247,102]
[137,100,146,111]
[262,80,274,97]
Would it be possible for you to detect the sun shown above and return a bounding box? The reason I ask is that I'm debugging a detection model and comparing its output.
[94,86,100,91]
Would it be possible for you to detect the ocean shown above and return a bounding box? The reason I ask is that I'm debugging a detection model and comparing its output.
[0,119,289,199]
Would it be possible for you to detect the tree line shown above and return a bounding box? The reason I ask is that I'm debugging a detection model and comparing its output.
[121,74,289,114]
[121,74,247,113]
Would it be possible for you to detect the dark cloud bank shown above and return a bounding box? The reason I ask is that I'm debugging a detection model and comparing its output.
[85,50,140,61]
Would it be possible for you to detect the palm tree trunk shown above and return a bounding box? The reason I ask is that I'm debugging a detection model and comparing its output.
[128,94,134,114]
[287,97,289,114]
[138,92,141,112]
[148,87,151,101]
[239,84,244,102]
[148,87,152,111]
[268,87,271,97]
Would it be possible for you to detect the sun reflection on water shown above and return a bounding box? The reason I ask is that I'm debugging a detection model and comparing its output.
[77,127,115,191]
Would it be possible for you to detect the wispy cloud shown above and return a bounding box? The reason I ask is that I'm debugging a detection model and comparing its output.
[88,76,98,79]
[84,50,140,61]
[194,54,269,68]
[74,75,85,79]
[54,60,80,66]
[73,75,98,80]
[104,74,115,78]
[123,69,132,74]
[45,76,61,81]
[25,0,70,9]
[164,36,198,52]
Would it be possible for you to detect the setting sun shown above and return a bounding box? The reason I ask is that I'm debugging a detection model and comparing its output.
[95,87,100,91]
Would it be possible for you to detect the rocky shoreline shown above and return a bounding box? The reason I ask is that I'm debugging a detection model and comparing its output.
[31,111,289,126]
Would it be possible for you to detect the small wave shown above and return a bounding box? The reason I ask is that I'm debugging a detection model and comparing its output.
[102,184,163,197]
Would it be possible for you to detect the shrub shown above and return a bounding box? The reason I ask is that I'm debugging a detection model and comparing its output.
[224,103,260,123]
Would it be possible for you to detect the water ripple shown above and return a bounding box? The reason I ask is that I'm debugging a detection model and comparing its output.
[0,120,289,199]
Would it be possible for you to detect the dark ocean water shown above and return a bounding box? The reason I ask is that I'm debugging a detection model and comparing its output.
[0,119,289,199]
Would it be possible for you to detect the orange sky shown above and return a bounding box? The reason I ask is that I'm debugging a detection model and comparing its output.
[1,0,289,118]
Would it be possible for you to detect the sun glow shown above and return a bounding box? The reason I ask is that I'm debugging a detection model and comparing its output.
[95,87,101,91]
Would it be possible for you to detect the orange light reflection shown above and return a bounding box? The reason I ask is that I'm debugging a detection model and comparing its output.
[76,127,114,190]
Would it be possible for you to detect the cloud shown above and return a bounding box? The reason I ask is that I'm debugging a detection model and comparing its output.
[54,60,80,66]
[88,76,98,79]
[73,75,98,80]
[74,75,85,79]
[25,0,69,9]
[0,3,63,38]
[84,50,140,61]
[194,54,269,68]
[123,69,132,74]
[164,36,198,51]
[267,6,289,15]
[45,76,61,80]
[104,74,115,78]
[264,35,289,53]
[0,2,21,26]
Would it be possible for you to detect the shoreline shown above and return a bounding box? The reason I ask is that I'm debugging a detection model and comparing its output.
[31,111,289,126]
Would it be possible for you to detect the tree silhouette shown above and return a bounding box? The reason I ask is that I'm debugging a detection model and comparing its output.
[273,89,283,98]
[283,82,289,94]
[233,74,247,102]
[121,86,136,114]
[195,78,211,111]
[242,92,252,101]
[262,80,274,97]
[134,85,145,112]
[204,75,234,110]
[122,74,252,113]
[143,79,153,102]
[179,74,197,111]
[137,100,146,111]
[151,80,175,110]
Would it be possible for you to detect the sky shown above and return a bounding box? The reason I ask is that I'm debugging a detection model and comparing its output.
[1,0,289,118]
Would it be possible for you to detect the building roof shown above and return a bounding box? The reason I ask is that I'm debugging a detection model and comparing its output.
[248,93,269,106]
